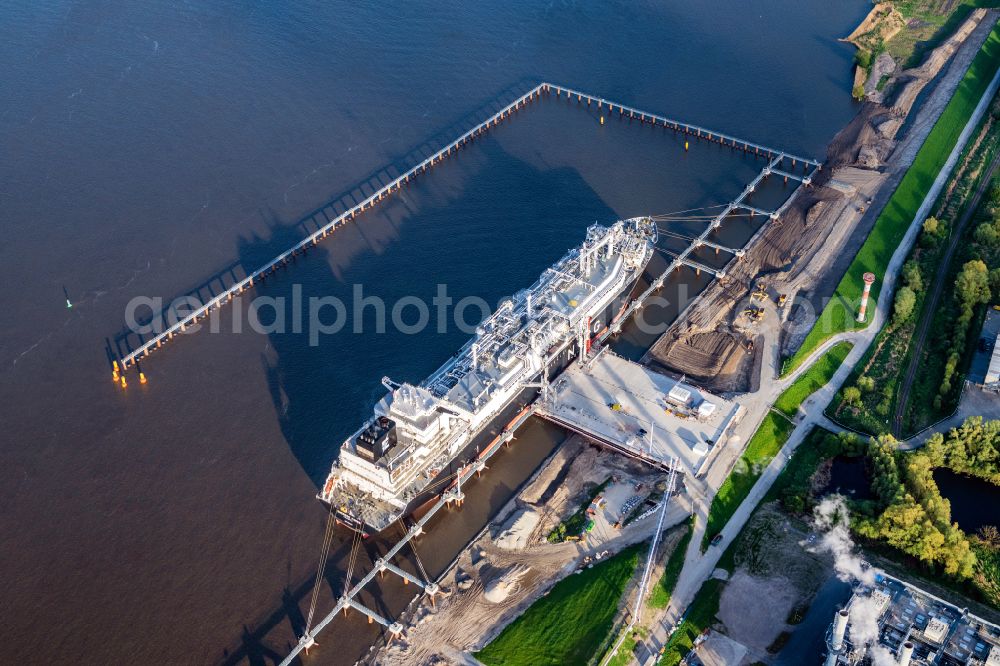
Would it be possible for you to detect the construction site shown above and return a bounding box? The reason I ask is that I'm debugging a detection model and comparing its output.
[281,11,1000,661]
[646,9,997,394]
[372,436,690,665]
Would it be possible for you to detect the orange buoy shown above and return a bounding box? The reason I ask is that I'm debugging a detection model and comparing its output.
[120,376,127,389]
[685,141,689,151]
[139,372,147,385]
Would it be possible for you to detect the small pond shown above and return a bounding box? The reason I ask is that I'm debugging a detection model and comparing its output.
[933,468,1000,534]
[821,456,875,501]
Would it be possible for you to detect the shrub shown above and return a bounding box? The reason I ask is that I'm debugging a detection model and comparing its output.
[893,286,917,325]
[902,260,923,292]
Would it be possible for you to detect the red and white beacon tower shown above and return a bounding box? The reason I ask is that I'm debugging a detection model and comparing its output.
[857,272,876,322]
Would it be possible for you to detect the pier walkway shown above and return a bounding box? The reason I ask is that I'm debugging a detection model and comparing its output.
[611,149,819,334]
[114,82,818,375]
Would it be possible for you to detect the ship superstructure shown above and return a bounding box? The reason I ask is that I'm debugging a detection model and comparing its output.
[320,218,657,533]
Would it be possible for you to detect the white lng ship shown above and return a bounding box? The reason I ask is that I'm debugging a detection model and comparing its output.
[320,218,657,534]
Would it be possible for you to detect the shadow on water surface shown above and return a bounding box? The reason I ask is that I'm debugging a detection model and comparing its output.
[247,138,619,486]
[107,79,540,361]
[219,140,619,666]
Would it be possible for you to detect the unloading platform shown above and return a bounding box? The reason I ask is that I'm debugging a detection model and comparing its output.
[536,352,743,474]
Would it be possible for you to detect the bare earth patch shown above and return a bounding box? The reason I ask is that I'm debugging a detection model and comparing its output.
[717,571,798,655]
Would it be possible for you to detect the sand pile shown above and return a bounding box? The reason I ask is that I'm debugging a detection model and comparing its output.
[493,510,540,550]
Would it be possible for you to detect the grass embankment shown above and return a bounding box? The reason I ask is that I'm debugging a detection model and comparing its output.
[889,2,996,69]
[475,544,642,666]
[703,343,852,549]
[782,22,1000,377]
[774,342,853,419]
[647,517,694,609]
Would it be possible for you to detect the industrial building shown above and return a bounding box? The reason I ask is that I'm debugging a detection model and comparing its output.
[970,308,1000,391]
[823,573,1000,665]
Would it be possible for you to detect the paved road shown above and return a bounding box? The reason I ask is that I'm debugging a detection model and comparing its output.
[632,52,1000,666]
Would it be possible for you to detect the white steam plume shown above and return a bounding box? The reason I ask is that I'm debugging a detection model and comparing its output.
[813,496,895,664]
[809,494,877,586]
[848,594,895,666]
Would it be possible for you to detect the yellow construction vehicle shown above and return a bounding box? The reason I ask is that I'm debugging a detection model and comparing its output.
[777,293,787,307]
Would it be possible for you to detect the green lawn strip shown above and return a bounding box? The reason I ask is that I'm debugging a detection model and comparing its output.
[647,517,694,609]
[656,578,725,666]
[701,412,794,549]
[774,342,853,419]
[828,93,1000,436]
[474,543,643,666]
[703,347,853,551]
[782,20,1000,377]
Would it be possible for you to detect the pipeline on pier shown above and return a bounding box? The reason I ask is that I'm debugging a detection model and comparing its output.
[112,82,818,380]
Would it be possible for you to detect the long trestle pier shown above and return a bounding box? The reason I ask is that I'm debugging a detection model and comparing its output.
[114,82,818,379]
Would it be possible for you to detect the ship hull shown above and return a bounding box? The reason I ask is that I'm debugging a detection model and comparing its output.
[330,270,644,536]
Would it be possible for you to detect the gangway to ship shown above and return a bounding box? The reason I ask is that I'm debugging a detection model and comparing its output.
[111,82,819,380]
[693,238,744,257]
[609,147,818,335]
